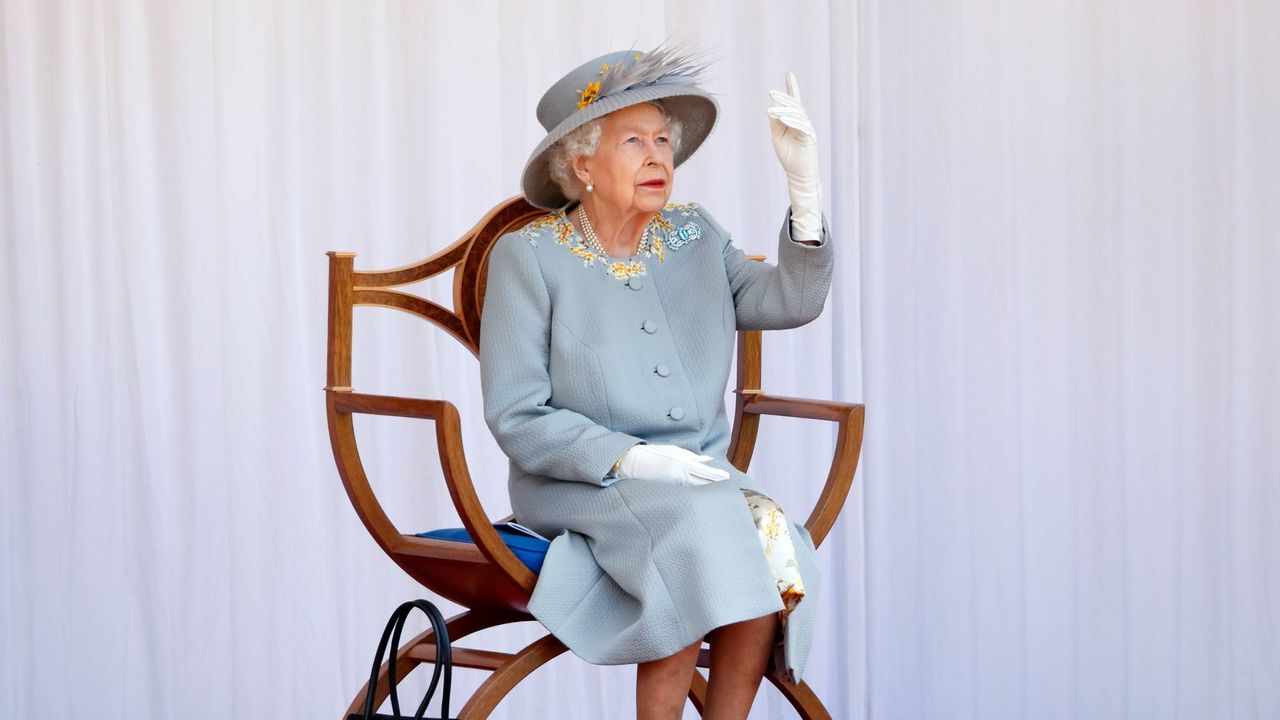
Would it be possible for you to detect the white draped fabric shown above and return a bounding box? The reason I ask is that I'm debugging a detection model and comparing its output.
[1,1,1275,718]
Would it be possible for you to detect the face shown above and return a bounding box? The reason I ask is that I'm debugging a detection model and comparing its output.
[574,103,675,215]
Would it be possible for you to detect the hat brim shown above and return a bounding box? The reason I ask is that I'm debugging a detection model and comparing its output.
[520,86,719,210]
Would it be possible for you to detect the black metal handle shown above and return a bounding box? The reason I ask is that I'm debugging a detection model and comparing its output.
[360,600,452,720]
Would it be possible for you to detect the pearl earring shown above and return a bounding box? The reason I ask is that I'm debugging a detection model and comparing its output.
[586,181,594,193]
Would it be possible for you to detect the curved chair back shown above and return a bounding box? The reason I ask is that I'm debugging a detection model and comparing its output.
[325,197,545,613]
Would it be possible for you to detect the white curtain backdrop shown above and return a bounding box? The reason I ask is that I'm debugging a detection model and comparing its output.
[1,1,1275,718]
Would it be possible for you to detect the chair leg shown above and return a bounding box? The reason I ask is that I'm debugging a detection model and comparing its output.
[764,666,832,720]
[342,610,519,719]
[686,665,832,719]
[455,633,568,719]
[686,669,709,715]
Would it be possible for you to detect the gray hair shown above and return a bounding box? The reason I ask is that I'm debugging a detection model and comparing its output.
[547,101,685,203]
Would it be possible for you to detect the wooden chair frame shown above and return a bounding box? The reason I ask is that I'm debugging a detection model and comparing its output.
[325,196,865,719]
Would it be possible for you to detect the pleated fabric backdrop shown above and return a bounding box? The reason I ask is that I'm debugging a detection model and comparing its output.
[1,1,1275,718]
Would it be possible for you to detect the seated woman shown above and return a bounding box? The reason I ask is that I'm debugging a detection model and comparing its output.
[479,44,833,720]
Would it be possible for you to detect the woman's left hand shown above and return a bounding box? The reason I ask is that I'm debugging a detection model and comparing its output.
[767,72,823,242]
[615,444,730,487]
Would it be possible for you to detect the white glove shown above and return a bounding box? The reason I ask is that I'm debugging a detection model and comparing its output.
[767,72,823,242]
[615,444,731,487]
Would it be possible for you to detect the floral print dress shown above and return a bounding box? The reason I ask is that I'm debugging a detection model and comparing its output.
[742,489,807,619]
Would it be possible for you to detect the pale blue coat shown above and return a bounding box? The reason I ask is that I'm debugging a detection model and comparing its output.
[478,201,833,682]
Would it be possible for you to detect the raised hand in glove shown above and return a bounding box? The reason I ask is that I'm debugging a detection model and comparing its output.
[614,444,730,487]
[767,71,823,242]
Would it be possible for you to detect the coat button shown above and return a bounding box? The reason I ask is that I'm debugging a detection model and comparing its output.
[654,363,671,377]
[642,319,658,334]
[627,276,644,290]
[668,406,685,421]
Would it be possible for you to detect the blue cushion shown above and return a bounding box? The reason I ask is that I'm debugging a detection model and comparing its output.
[415,526,550,574]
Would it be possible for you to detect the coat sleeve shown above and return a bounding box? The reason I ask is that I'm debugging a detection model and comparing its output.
[699,205,834,331]
[479,232,645,487]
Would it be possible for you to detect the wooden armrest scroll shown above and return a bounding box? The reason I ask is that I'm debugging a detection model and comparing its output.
[326,390,538,592]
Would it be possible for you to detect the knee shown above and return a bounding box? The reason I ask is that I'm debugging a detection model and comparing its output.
[709,611,779,643]
[744,491,789,524]
[643,638,701,671]
[745,491,782,513]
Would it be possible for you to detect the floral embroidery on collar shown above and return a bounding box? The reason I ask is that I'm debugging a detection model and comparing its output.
[517,203,706,282]
[515,211,573,249]
[665,202,699,217]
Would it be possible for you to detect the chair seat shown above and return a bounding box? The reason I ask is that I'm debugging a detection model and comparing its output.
[415,526,550,573]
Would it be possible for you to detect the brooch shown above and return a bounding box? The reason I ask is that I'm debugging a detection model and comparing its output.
[665,221,702,251]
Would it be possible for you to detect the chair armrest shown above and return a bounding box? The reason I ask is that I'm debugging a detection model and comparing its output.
[330,390,453,420]
[327,390,538,592]
[740,393,862,423]
[730,392,865,548]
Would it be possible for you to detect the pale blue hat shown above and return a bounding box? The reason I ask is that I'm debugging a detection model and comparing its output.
[521,45,719,210]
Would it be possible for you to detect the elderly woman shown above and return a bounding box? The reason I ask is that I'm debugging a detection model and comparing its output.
[479,45,832,720]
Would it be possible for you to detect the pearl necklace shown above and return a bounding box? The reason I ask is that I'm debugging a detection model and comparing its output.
[577,203,650,259]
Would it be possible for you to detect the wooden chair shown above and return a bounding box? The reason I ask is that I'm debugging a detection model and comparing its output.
[325,196,865,719]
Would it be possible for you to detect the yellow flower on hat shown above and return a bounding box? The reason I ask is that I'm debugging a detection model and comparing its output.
[576,80,601,109]
[576,63,613,109]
